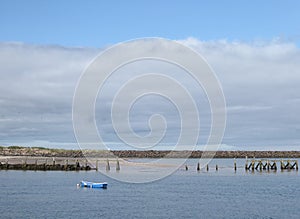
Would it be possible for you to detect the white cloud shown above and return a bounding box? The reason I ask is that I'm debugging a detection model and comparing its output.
[1,39,300,150]
[0,42,99,145]
[179,38,300,148]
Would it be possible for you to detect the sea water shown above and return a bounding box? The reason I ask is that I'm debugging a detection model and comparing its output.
[0,159,299,219]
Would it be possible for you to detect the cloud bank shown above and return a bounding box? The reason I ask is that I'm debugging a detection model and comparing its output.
[181,38,300,148]
[0,38,300,150]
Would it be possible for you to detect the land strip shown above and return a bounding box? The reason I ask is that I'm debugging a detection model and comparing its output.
[0,146,300,158]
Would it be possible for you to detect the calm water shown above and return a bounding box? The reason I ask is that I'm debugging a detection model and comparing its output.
[0,159,299,219]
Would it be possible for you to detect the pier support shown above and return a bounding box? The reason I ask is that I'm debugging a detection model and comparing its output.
[259,161,263,171]
[22,158,27,170]
[43,159,47,170]
[106,159,110,171]
[85,159,88,170]
[245,158,248,171]
[116,159,120,171]
[234,158,237,171]
[65,160,68,170]
[245,159,297,172]
[35,159,38,170]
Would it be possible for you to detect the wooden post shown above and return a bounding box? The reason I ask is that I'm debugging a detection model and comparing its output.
[106,159,110,171]
[296,161,298,171]
[197,162,200,171]
[185,164,188,171]
[259,161,262,171]
[43,159,47,170]
[65,160,68,170]
[35,159,38,170]
[262,161,267,170]
[234,158,237,171]
[255,162,260,170]
[267,160,270,171]
[22,158,27,170]
[96,160,98,171]
[116,159,120,171]
[247,162,252,171]
[75,159,79,169]
[291,161,297,169]
[251,160,255,171]
[52,158,55,166]
[216,164,218,171]
[206,164,209,172]
[245,157,248,171]
[5,158,8,169]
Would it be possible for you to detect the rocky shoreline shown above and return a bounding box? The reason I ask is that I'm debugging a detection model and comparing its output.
[0,146,300,158]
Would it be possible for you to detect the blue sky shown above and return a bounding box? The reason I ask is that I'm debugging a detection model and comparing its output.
[1,0,299,47]
[1,1,300,150]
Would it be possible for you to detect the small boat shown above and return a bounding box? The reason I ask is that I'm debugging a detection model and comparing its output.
[77,181,108,189]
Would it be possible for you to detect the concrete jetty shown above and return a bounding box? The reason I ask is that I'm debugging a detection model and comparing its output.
[0,157,125,171]
[0,157,93,171]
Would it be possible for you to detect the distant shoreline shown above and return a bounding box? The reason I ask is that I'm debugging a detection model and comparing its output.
[1,146,300,158]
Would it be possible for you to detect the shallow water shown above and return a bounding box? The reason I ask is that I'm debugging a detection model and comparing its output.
[0,159,299,218]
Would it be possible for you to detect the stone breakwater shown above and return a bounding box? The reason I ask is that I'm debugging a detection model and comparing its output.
[0,147,84,157]
[0,147,300,158]
[113,150,300,158]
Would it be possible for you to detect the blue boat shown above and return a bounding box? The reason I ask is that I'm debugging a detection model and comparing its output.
[78,181,108,189]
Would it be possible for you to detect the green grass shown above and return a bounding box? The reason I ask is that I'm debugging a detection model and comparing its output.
[8,146,25,149]
[31,146,48,150]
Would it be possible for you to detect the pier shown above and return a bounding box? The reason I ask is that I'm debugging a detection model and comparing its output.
[183,158,299,173]
[0,156,299,173]
[0,157,92,171]
[0,157,124,172]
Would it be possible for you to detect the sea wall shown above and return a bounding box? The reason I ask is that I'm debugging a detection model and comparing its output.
[0,146,300,158]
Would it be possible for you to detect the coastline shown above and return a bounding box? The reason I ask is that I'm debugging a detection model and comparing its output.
[1,146,300,158]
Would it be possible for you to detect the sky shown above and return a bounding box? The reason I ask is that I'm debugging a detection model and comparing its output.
[1,1,300,47]
[0,1,300,150]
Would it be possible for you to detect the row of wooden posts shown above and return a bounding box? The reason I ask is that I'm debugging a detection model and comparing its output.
[185,160,237,171]
[1,157,299,172]
[185,159,298,172]
[100,159,120,172]
[245,159,298,171]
